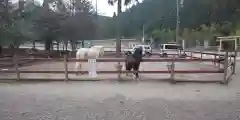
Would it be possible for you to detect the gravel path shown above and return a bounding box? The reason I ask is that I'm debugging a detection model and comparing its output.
[0,80,240,120]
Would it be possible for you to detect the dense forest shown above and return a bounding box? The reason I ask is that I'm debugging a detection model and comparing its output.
[0,0,99,51]
[103,0,240,47]
[0,0,240,51]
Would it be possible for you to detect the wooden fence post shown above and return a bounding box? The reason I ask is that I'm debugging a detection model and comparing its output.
[223,51,228,84]
[64,54,68,82]
[117,62,122,80]
[200,51,203,61]
[214,55,216,65]
[218,55,221,69]
[170,55,175,83]
[14,54,20,81]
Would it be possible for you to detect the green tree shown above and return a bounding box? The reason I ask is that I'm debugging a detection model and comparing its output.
[108,0,139,56]
[30,0,96,51]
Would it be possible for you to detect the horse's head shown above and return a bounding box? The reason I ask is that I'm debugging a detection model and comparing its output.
[133,47,143,56]
[132,47,143,61]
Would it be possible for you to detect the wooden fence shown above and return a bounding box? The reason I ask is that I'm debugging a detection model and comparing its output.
[0,51,237,84]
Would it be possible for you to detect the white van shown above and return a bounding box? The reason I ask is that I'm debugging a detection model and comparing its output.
[135,45,151,52]
[159,43,183,57]
[127,45,152,56]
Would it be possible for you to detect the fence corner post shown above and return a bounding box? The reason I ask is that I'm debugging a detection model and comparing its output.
[14,54,20,81]
[223,51,228,84]
[64,54,68,82]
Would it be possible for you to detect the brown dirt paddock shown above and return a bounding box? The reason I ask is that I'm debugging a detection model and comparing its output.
[0,57,224,82]
[0,49,226,82]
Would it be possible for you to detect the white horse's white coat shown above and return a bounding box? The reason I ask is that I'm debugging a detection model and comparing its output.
[75,48,101,75]
[91,46,104,57]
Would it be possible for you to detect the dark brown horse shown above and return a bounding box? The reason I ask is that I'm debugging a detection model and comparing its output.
[125,47,143,79]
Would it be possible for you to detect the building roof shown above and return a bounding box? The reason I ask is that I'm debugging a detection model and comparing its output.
[79,39,138,42]
[217,36,240,41]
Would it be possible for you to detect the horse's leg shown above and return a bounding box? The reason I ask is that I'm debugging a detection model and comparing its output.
[125,62,132,76]
[80,63,85,75]
[76,51,85,75]
[81,52,88,75]
[75,62,82,75]
[133,62,140,80]
[125,63,129,76]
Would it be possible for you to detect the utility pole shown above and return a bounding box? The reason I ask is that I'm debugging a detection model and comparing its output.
[95,0,98,16]
[176,0,180,43]
[116,0,122,57]
[176,0,184,43]
[142,25,145,43]
[95,0,99,39]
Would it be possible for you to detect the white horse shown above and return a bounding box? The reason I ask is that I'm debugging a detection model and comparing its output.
[75,47,101,75]
[91,45,104,57]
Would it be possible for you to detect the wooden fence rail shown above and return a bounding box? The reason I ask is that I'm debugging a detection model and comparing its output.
[0,70,224,74]
[185,50,236,57]
[0,51,237,84]
[0,58,226,62]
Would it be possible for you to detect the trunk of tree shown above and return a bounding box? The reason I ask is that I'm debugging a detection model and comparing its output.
[82,40,84,48]
[33,41,36,48]
[70,40,76,51]
[5,0,9,22]
[0,45,2,57]
[50,42,53,51]
[45,39,52,51]
[9,44,15,56]
[64,41,68,51]
[57,41,59,51]
[62,41,65,51]
[0,27,2,56]
[116,0,122,57]
[13,40,20,49]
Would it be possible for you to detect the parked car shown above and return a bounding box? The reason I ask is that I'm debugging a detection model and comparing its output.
[159,43,186,57]
[126,45,152,56]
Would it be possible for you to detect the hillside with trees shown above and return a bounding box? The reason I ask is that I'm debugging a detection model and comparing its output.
[106,0,240,47]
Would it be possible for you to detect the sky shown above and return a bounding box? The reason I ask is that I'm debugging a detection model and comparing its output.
[90,0,117,17]
[11,0,141,17]
[90,0,142,17]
